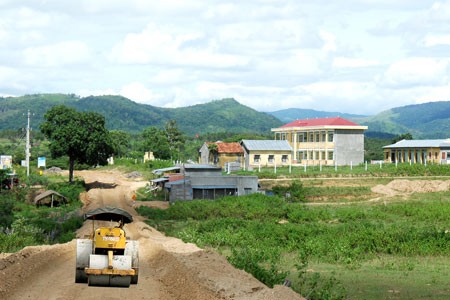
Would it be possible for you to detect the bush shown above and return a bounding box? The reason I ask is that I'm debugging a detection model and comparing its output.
[272,180,306,202]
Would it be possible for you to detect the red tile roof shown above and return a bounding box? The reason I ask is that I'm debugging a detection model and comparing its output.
[213,142,243,154]
[281,117,360,128]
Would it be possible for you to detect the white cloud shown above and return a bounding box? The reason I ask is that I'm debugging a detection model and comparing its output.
[23,41,91,67]
[380,57,448,88]
[333,57,379,68]
[120,82,162,104]
[110,23,248,68]
[424,34,450,47]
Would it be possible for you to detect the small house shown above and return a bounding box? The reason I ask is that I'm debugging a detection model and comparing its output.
[240,140,293,170]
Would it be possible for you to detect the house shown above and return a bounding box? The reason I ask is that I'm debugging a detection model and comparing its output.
[271,117,368,166]
[240,140,292,170]
[383,139,450,164]
[152,164,260,203]
[198,141,244,168]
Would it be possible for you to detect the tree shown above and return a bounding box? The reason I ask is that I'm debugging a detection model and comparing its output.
[109,130,131,158]
[391,133,413,144]
[164,120,185,161]
[40,105,113,183]
[141,126,171,159]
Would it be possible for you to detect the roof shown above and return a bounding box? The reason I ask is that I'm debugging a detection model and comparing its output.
[241,140,292,151]
[83,206,133,223]
[152,166,180,175]
[216,142,243,154]
[279,117,365,128]
[34,190,67,205]
[184,164,222,170]
[151,177,169,183]
[383,139,450,149]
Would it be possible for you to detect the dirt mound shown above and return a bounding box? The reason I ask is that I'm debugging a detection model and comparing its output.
[372,179,450,196]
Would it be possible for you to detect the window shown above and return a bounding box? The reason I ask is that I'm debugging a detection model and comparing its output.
[282,155,288,162]
[268,155,274,163]
[244,188,252,195]
[321,131,326,142]
[309,133,314,142]
[315,151,319,160]
[321,151,325,160]
[281,133,286,140]
[328,131,334,142]
[315,132,320,142]
[297,133,304,143]
[328,151,334,160]
[254,155,260,163]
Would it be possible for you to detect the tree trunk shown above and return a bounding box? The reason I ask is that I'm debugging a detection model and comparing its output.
[69,158,75,183]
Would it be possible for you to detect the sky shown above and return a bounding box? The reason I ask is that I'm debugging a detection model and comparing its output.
[1,1,450,115]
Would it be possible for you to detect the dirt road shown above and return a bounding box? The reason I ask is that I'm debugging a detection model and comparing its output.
[0,170,303,300]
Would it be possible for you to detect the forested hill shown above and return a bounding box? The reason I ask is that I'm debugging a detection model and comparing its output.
[0,94,282,136]
[359,101,450,139]
[267,108,366,123]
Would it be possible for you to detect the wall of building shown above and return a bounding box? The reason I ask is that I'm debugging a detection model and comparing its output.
[169,175,259,203]
[218,153,243,168]
[334,129,365,165]
[198,143,210,164]
[384,147,447,164]
[245,150,291,169]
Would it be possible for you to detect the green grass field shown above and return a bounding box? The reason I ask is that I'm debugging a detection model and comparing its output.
[137,178,450,300]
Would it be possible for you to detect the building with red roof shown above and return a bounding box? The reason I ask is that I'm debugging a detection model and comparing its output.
[271,117,368,166]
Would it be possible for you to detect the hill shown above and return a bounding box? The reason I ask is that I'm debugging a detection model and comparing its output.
[359,101,450,138]
[0,94,282,136]
[267,108,366,123]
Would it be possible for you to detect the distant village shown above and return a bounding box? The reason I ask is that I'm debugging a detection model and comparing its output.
[145,116,450,203]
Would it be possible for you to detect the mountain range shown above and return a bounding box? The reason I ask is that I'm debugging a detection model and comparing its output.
[0,94,448,139]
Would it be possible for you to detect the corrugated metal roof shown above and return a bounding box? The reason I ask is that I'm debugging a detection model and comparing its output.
[152,166,180,175]
[184,164,222,170]
[383,139,450,148]
[241,140,292,151]
[281,117,360,128]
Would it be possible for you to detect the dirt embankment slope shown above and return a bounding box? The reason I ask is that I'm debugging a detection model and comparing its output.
[0,170,303,300]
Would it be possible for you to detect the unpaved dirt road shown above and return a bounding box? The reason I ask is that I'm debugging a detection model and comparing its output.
[0,170,303,300]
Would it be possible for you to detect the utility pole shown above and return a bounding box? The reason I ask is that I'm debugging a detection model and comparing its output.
[25,110,31,177]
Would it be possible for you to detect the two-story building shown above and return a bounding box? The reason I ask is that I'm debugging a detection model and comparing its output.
[271,117,368,166]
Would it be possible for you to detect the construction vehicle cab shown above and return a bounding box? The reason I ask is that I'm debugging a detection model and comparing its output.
[75,206,139,287]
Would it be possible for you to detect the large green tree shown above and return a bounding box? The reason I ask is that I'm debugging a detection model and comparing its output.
[164,120,185,160]
[109,130,131,158]
[40,105,113,182]
[141,126,171,159]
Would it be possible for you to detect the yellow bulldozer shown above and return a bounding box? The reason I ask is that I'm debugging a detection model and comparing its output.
[75,206,139,287]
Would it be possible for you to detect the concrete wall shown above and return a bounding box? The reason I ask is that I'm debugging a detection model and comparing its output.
[334,129,365,165]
